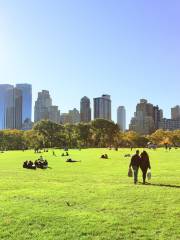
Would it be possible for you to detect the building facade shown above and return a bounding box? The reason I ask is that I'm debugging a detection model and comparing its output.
[0,84,14,129]
[117,106,126,132]
[129,99,163,134]
[94,94,111,121]
[171,105,180,120]
[159,118,180,131]
[80,96,91,122]
[60,108,80,125]
[16,84,32,123]
[34,90,60,124]
[5,87,23,129]
[69,108,80,124]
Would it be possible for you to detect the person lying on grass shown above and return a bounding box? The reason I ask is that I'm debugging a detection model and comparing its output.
[66,158,81,163]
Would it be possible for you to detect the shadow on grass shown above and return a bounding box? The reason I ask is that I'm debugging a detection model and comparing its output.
[140,182,180,189]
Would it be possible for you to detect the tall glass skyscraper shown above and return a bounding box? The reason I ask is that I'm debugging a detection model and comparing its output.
[0,84,14,129]
[0,83,32,130]
[80,96,91,122]
[5,87,23,129]
[117,106,126,132]
[16,84,32,123]
[94,94,111,121]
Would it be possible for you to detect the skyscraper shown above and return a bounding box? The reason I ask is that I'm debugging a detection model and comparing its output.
[34,90,60,123]
[0,83,32,130]
[14,88,23,130]
[6,87,22,129]
[94,94,111,121]
[48,106,60,123]
[80,96,91,122]
[129,99,163,134]
[0,84,13,129]
[34,90,52,122]
[153,105,163,130]
[117,106,126,132]
[16,84,32,123]
[171,105,180,120]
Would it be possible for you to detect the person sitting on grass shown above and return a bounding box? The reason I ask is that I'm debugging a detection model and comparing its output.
[44,160,48,168]
[101,154,108,159]
[62,152,69,157]
[23,161,28,168]
[140,151,151,184]
[24,160,36,169]
[129,150,140,184]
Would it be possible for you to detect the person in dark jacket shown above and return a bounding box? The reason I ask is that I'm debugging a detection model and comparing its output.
[129,150,140,184]
[140,151,151,184]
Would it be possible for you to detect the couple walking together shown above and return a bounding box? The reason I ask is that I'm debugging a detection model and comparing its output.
[129,150,151,184]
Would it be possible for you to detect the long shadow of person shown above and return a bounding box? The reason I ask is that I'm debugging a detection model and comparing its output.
[140,182,180,189]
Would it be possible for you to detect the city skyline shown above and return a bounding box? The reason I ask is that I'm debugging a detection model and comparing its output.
[0,1,179,125]
[1,82,179,128]
[0,82,179,133]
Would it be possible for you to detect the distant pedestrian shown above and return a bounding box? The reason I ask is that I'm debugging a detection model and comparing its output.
[129,150,140,184]
[140,151,151,184]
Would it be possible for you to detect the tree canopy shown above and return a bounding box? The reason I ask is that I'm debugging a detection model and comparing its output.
[0,120,179,150]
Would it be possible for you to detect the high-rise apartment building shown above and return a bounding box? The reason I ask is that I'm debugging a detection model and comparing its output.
[171,105,180,120]
[153,105,163,129]
[48,106,60,123]
[117,106,126,132]
[69,108,80,124]
[80,96,91,122]
[16,84,32,123]
[34,90,60,123]
[60,108,80,125]
[159,118,180,131]
[129,99,163,134]
[94,94,111,121]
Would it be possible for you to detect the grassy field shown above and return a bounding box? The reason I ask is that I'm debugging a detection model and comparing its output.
[0,148,179,240]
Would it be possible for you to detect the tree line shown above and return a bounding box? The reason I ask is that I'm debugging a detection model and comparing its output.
[0,119,180,150]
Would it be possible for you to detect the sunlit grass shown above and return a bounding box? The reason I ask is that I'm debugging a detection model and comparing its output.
[0,148,179,240]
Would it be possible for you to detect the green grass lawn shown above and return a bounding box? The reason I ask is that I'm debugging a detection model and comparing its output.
[0,148,179,240]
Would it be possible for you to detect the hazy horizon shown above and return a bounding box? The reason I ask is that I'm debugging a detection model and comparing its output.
[0,0,180,125]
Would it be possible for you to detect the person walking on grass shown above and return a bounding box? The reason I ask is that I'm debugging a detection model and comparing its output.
[140,151,151,184]
[129,150,140,184]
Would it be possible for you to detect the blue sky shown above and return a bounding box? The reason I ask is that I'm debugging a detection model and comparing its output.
[0,0,179,126]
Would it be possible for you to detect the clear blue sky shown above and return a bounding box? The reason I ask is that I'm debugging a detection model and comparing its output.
[0,0,179,126]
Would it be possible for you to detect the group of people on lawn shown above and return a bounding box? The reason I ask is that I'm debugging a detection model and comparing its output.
[129,150,151,184]
[23,156,48,169]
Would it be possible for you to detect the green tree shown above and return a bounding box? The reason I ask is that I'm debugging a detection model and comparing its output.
[77,123,92,147]
[33,120,64,148]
